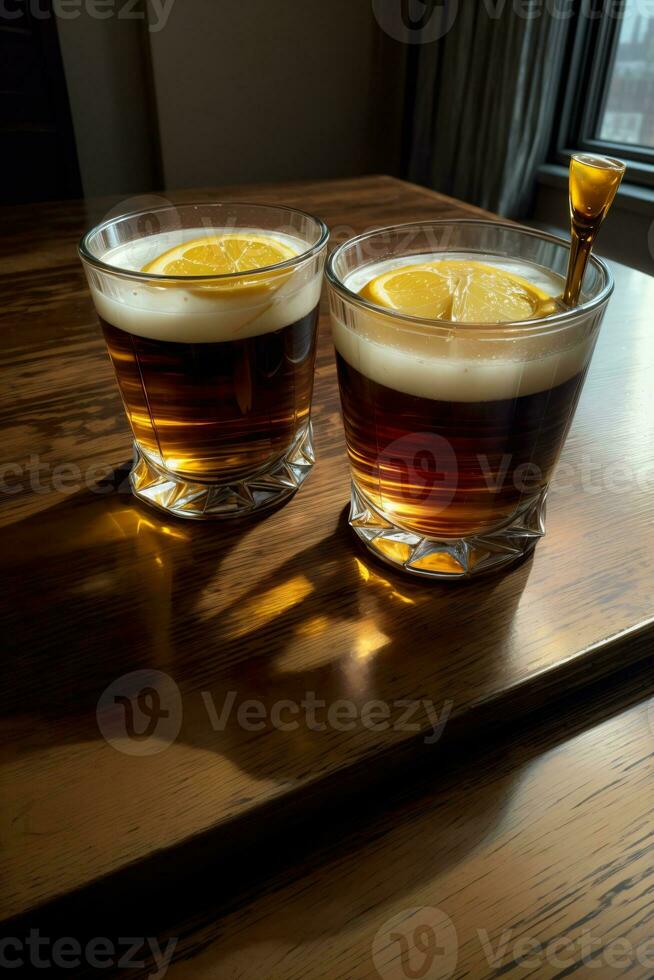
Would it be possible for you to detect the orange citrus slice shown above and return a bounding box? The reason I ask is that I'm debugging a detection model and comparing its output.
[360,260,550,323]
[142,233,299,291]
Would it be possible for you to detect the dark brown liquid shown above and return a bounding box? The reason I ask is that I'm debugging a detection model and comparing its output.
[336,354,587,538]
[102,307,318,481]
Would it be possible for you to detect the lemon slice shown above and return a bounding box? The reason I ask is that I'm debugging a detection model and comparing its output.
[142,233,299,290]
[361,260,549,323]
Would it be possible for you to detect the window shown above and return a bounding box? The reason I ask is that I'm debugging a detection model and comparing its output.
[555,0,654,187]
[599,8,654,148]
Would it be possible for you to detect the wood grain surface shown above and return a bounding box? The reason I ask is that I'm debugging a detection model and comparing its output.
[144,670,654,980]
[1,175,654,926]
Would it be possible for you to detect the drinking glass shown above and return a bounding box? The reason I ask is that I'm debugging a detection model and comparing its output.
[326,219,613,578]
[80,202,329,519]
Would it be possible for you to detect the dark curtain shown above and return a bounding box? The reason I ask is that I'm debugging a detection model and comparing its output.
[406,2,571,217]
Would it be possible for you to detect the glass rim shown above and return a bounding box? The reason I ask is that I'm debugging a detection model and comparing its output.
[78,200,330,283]
[571,151,626,173]
[325,218,615,332]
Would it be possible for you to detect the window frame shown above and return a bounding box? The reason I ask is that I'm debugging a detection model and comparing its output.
[553,0,654,188]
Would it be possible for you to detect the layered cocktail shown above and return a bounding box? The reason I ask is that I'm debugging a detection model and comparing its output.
[80,202,328,518]
[327,220,613,578]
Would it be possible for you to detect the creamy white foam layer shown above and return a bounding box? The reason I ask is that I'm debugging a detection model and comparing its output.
[332,253,596,402]
[90,229,321,342]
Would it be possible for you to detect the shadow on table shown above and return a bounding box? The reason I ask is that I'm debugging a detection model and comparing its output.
[0,471,549,958]
[1,463,533,779]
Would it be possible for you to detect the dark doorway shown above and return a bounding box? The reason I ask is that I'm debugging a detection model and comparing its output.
[1,2,82,204]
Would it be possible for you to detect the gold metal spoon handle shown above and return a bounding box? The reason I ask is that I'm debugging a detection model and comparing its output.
[563,153,625,307]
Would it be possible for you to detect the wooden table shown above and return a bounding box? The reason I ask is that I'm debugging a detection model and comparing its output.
[152,667,654,979]
[1,176,653,973]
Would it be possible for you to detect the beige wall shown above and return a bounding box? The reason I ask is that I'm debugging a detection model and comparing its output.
[57,13,156,199]
[146,0,405,189]
[58,1,406,198]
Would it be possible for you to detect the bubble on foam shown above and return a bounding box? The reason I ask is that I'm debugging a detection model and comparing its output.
[333,252,598,403]
[89,229,321,343]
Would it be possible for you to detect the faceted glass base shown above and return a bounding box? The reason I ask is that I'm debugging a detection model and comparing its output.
[349,482,547,579]
[129,422,315,520]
